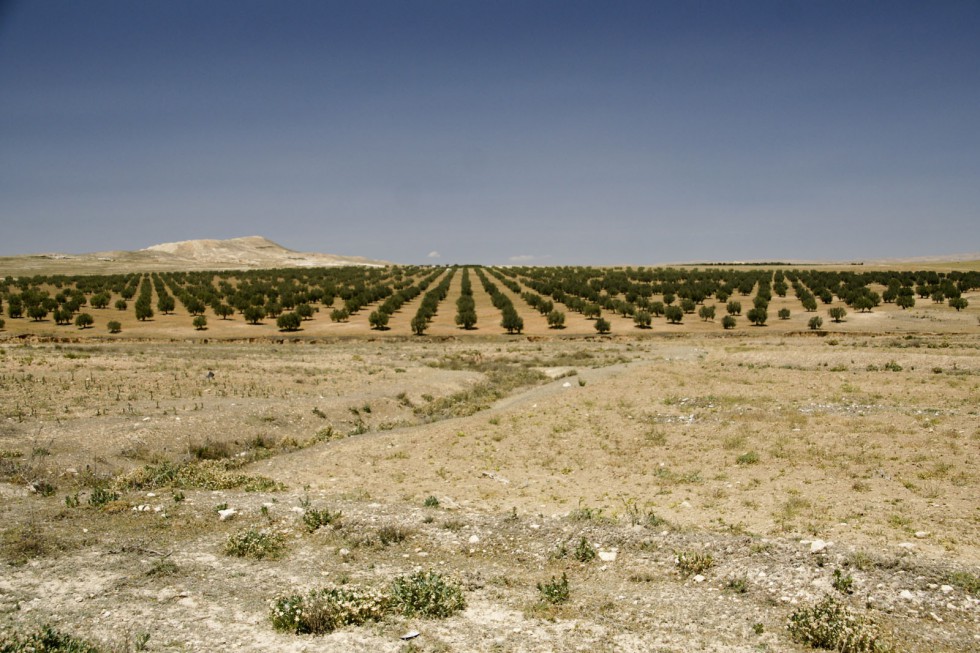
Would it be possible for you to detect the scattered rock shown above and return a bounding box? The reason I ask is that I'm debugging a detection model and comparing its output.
[468,535,480,544]
[809,539,830,554]
[218,508,237,521]
[900,590,915,600]
[401,630,420,640]
[693,575,706,583]
[914,531,930,539]
[598,550,618,562]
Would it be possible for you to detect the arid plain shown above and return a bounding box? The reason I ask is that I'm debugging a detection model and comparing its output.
[1,251,978,652]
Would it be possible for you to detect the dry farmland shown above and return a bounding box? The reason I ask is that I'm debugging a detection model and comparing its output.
[0,263,978,652]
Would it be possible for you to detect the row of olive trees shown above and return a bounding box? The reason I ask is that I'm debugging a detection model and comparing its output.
[411,269,455,335]
[474,267,523,334]
[455,268,477,329]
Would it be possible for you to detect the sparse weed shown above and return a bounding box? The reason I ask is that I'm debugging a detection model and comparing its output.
[537,572,570,605]
[303,507,342,532]
[88,486,120,508]
[0,624,102,653]
[725,576,748,593]
[270,585,390,634]
[736,450,760,465]
[224,528,286,559]
[390,570,466,617]
[787,596,889,652]
[423,495,440,508]
[833,568,855,595]
[675,550,714,577]
[377,524,411,546]
[573,537,597,563]
[146,558,179,577]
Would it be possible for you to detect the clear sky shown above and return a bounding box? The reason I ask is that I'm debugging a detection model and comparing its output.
[1,1,978,264]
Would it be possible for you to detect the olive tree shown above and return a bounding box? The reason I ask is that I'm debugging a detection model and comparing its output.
[828,306,847,323]
[808,316,823,330]
[594,317,611,334]
[276,312,301,331]
[547,310,566,329]
[193,315,208,330]
[74,313,94,329]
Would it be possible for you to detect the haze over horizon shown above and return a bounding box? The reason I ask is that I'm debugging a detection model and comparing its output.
[1,1,978,265]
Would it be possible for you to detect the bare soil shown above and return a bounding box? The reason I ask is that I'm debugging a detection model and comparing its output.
[1,326,978,652]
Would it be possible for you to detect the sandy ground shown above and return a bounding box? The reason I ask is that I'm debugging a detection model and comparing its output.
[1,329,978,651]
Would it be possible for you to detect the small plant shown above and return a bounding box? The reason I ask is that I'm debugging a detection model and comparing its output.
[752,623,765,635]
[64,493,79,508]
[147,558,179,577]
[883,360,902,372]
[537,572,570,605]
[270,585,391,634]
[390,570,466,617]
[377,524,411,546]
[787,596,888,652]
[736,450,760,465]
[224,528,286,559]
[172,490,185,503]
[725,576,749,593]
[0,624,102,653]
[833,568,855,595]
[303,507,342,532]
[88,486,120,508]
[423,495,440,508]
[573,536,597,563]
[945,570,980,596]
[675,550,714,577]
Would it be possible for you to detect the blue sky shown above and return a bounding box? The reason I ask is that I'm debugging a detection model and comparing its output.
[1,1,978,264]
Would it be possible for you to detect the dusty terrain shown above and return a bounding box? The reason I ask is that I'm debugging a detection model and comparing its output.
[1,328,978,651]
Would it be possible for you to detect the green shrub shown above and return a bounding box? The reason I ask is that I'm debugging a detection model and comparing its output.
[537,572,570,605]
[303,507,342,532]
[787,596,888,652]
[423,495,440,508]
[224,528,286,559]
[675,550,714,577]
[833,568,854,595]
[390,570,466,618]
[0,624,102,653]
[736,450,760,465]
[573,536,597,563]
[270,585,390,634]
[88,486,119,508]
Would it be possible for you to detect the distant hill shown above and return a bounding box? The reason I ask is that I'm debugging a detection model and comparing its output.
[0,236,388,275]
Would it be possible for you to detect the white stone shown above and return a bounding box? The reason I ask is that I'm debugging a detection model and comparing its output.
[914,531,930,539]
[693,575,706,583]
[562,381,572,388]
[899,590,915,600]
[468,535,480,544]
[598,550,618,562]
[218,508,237,521]
[810,539,829,553]
[940,585,954,594]
[898,542,915,549]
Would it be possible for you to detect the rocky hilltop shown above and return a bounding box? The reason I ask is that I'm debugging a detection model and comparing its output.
[0,236,387,274]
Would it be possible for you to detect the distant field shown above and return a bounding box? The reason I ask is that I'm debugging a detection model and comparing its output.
[1,264,976,340]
